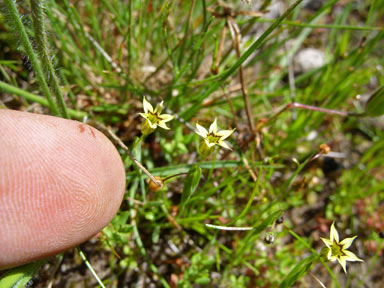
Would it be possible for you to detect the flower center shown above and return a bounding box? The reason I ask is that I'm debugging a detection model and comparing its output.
[331,242,345,258]
[147,112,162,125]
[206,133,221,144]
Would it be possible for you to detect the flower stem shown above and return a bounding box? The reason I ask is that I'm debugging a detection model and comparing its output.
[265,102,351,126]
[30,0,69,118]
[0,80,85,119]
[207,147,219,181]
[133,134,146,150]
[4,0,59,116]
[88,121,162,188]
[77,247,105,288]
[163,172,188,182]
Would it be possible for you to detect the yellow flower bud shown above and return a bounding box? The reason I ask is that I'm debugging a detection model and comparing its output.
[199,141,215,159]
[141,120,156,135]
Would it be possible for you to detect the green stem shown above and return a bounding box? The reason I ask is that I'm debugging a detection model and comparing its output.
[254,18,384,31]
[163,172,188,182]
[128,179,170,287]
[132,221,170,288]
[0,80,86,119]
[229,167,262,225]
[77,247,106,288]
[127,0,133,77]
[4,0,59,116]
[206,148,219,181]
[30,0,69,118]
[132,135,148,202]
[133,134,146,150]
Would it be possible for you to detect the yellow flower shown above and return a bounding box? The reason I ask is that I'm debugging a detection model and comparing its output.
[321,222,363,273]
[139,97,174,135]
[195,118,235,158]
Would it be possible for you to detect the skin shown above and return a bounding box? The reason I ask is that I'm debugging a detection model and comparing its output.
[0,110,126,269]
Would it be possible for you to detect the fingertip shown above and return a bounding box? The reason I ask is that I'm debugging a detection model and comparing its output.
[0,110,126,268]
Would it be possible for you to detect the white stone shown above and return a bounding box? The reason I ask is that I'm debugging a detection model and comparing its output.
[294,48,325,73]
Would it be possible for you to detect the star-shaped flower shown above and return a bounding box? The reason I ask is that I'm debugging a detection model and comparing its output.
[139,97,174,135]
[321,222,363,273]
[196,118,235,149]
[195,118,235,158]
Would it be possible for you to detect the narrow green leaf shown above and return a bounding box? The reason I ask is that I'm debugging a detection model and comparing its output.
[252,210,282,234]
[233,210,282,264]
[179,0,304,120]
[0,81,86,119]
[0,260,44,288]
[279,255,316,288]
[365,85,384,117]
[179,164,202,214]
[125,161,283,178]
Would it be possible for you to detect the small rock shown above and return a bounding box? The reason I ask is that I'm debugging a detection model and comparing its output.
[294,48,325,73]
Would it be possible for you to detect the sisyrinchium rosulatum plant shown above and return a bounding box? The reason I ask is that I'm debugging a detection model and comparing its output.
[1,0,384,287]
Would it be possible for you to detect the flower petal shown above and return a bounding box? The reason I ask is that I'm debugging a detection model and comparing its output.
[139,112,149,120]
[321,237,332,248]
[328,251,337,262]
[343,250,364,262]
[340,236,357,249]
[195,123,208,138]
[157,122,170,130]
[330,222,339,243]
[160,114,174,122]
[216,129,235,140]
[147,120,157,129]
[209,118,218,134]
[337,257,347,273]
[205,139,216,148]
[154,101,164,114]
[143,97,154,113]
[218,140,232,150]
